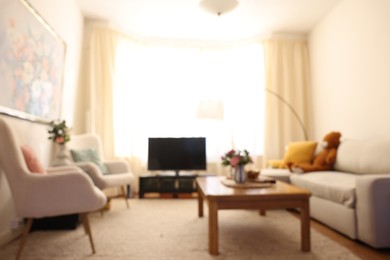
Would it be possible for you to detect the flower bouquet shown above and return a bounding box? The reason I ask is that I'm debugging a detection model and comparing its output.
[48,120,70,145]
[48,120,72,166]
[221,149,253,167]
[221,149,253,183]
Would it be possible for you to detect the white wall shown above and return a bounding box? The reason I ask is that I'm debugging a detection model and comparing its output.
[309,0,390,140]
[0,0,84,245]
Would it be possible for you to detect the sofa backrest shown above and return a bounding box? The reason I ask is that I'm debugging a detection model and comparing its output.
[334,139,390,175]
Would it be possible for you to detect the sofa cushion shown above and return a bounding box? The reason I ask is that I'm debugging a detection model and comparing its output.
[290,172,357,208]
[260,168,291,183]
[281,141,317,168]
[335,139,390,175]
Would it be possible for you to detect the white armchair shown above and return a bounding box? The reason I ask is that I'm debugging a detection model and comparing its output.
[67,133,134,208]
[0,119,107,260]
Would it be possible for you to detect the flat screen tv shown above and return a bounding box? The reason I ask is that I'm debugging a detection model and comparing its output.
[147,137,206,175]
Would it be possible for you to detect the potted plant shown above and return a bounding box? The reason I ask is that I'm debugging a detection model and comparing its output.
[48,120,70,145]
[48,120,71,166]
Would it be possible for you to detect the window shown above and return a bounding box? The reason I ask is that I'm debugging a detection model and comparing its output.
[113,40,265,167]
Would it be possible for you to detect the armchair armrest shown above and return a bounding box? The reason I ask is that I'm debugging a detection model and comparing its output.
[73,162,106,189]
[46,165,83,173]
[73,161,134,190]
[104,160,131,174]
[23,169,106,218]
[103,161,134,189]
[356,174,390,248]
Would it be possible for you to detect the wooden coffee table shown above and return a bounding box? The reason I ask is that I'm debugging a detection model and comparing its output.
[196,176,311,255]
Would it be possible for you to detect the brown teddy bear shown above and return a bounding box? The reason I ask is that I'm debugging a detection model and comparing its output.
[287,131,342,173]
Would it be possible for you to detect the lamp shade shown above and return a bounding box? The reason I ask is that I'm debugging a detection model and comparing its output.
[197,100,224,120]
[200,0,239,16]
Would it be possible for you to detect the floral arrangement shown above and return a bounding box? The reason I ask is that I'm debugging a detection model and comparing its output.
[48,120,70,145]
[221,149,253,167]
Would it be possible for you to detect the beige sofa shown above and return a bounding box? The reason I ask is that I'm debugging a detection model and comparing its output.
[261,139,390,248]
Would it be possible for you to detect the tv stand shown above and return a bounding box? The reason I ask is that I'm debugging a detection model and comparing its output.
[139,173,209,198]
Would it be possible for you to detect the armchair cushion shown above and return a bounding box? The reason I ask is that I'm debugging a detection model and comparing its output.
[70,148,109,175]
[21,145,46,174]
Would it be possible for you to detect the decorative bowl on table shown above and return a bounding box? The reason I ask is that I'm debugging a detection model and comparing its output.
[246,170,260,180]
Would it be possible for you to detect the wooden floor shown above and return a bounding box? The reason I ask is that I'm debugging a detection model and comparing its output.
[287,210,390,260]
[139,193,390,260]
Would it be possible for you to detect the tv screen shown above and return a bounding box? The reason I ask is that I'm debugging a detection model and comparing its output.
[147,137,206,174]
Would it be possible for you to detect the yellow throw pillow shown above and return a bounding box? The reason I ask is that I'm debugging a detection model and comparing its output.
[267,159,284,168]
[281,141,318,168]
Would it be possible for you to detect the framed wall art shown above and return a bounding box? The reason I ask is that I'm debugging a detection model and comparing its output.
[0,0,66,124]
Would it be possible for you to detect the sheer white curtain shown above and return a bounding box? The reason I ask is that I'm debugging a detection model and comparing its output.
[112,38,265,177]
[263,37,311,163]
[87,27,121,159]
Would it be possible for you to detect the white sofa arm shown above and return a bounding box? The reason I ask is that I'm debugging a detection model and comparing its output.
[356,174,390,248]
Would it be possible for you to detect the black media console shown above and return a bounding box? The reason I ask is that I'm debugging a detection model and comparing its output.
[139,174,207,198]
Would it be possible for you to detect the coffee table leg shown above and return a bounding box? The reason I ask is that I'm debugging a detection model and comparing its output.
[208,201,219,255]
[198,188,204,217]
[301,199,311,252]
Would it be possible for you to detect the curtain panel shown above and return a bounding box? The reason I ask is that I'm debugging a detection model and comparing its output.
[86,28,123,159]
[263,37,311,164]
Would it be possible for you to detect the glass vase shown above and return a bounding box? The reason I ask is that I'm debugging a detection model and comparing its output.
[234,165,247,184]
[227,166,235,179]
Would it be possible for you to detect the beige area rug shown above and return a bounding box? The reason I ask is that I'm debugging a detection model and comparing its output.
[0,199,361,260]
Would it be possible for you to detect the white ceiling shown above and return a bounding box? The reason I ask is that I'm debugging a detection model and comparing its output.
[75,0,342,41]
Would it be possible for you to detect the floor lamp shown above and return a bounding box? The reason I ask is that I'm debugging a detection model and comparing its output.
[265,88,308,141]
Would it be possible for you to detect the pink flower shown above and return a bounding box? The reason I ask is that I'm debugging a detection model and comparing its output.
[221,149,252,167]
[227,149,235,157]
[230,156,240,167]
[55,136,64,144]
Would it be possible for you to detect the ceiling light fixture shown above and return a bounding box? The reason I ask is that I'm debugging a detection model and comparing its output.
[200,0,239,16]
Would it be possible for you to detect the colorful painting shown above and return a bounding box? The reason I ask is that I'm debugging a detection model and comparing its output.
[0,0,66,123]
